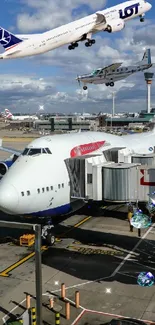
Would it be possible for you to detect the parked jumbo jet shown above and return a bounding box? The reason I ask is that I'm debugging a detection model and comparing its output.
[0,0,152,59]
[0,129,154,216]
[77,49,152,90]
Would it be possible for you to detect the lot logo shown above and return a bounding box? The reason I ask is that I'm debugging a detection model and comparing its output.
[119,3,140,19]
[0,28,11,46]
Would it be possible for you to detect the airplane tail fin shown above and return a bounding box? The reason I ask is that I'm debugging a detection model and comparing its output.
[5,109,13,119]
[0,27,23,51]
[141,49,151,65]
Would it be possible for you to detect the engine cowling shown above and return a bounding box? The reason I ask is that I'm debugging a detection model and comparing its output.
[105,19,125,33]
[0,161,14,176]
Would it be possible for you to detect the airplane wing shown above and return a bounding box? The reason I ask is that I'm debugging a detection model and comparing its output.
[74,13,106,42]
[98,63,123,75]
[0,139,21,156]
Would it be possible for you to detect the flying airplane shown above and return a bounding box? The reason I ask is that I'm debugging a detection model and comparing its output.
[76,48,153,90]
[0,0,152,59]
[2,109,38,121]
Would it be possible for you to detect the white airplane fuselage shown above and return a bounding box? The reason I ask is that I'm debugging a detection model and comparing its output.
[0,130,154,217]
[0,0,151,59]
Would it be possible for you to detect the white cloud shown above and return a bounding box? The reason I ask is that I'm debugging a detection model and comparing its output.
[17,0,107,32]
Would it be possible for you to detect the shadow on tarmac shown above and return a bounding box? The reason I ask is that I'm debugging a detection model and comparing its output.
[42,225,155,286]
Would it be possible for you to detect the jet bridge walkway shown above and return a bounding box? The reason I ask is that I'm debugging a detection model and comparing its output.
[65,148,155,203]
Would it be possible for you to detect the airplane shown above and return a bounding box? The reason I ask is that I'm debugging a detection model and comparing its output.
[0,0,152,60]
[2,109,38,121]
[76,48,153,90]
[0,128,154,239]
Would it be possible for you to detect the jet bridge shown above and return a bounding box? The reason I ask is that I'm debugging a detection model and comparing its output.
[65,150,155,203]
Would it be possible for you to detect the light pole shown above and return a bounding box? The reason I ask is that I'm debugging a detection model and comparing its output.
[112,91,116,117]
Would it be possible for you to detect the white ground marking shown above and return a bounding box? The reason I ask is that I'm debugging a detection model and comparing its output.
[111,223,155,277]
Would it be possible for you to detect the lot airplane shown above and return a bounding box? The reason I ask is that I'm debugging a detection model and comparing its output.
[77,49,152,90]
[0,1,152,59]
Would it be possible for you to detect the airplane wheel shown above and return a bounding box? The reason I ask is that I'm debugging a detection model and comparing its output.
[91,39,96,44]
[46,233,55,246]
[140,17,144,22]
[68,44,75,50]
[110,82,114,87]
[85,42,90,47]
[83,86,87,90]
[74,42,78,47]
[105,83,109,86]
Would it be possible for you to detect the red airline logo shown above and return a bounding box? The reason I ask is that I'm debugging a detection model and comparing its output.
[140,169,155,186]
[70,141,105,157]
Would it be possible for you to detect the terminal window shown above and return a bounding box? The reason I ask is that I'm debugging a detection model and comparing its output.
[87,174,92,184]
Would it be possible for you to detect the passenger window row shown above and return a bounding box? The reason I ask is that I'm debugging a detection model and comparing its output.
[21,183,65,197]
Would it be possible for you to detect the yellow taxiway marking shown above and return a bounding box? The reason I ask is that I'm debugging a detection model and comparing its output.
[0,246,48,277]
[57,216,92,239]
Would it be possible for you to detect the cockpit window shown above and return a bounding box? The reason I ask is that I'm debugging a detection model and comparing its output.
[22,148,29,156]
[42,148,52,154]
[45,148,51,154]
[22,147,52,156]
[28,148,41,155]
[92,69,100,76]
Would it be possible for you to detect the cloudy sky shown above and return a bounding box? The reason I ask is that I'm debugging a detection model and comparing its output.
[0,0,154,114]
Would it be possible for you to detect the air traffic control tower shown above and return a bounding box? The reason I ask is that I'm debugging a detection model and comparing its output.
[144,72,154,113]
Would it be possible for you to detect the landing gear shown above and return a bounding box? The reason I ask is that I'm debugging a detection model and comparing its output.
[140,14,145,22]
[41,221,55,246]
[85,39,96,47]
[68,42,79,50]
[105,82,114,87]
[83,85,88,90]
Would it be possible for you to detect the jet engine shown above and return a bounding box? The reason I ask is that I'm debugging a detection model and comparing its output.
[0,155,18,176]
[0,161,13,176]
[105,19,125,33]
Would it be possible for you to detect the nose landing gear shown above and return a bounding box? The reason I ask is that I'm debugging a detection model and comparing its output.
[140,14,145,22]
[41,221,55,246]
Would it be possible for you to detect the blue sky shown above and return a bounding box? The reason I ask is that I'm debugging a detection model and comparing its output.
[0,0,154,114]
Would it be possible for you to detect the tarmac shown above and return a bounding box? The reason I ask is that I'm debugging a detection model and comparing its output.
[0,214,155,325]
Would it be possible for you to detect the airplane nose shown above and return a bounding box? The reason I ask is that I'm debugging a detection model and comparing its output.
[147,2,152,10]
[0,184,19,214]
